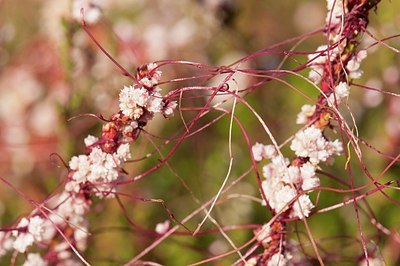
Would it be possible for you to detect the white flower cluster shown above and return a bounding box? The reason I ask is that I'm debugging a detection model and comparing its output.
[67,136,131,198]
[308,45,328,84]
[0,232,13,257]
[22,253,48,266]
[47,192,90,257]
[251,143,277,162]
[119,64,177,120]
[296,104,315,125]
[138,63,162,88]
[308,42,346,84]
[72,0,102,25]
[326,0,347,26]
[346,50,368,79]
[119,86,164,119]
[256,124,343,219]
[267,252,293,266]
[261,156,317,218]
[3,191,91,259]
[290,125,343,165]
[327,81,350,106]
[255,224,272,246]
[12,216,46,253]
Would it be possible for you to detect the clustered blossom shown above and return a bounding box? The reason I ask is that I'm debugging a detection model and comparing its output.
[250,0,372,263]
[66,64,177,198]
[308,41,347,84]
[261,155,317,218]
[119,64,177,121]
[308,45,328,84]
[22,253,48,266]
[255,224,271,246]
[326,0,347,26]
[290,125,343,165]
[296,104,316,125]
[1,191,91,264]
[12,216,46,253]
[251,143,277,162]
[346,50,368,79]
[137,63,162,88]
[267,252,293,266]
[0,232,13,256]
[67,141,131,198]
[327,81,350,106]
[119,85,164,119]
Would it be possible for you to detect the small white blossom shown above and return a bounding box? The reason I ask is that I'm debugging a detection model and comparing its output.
[283,166,302,184]
[27,216,45,242]
[84,135,98,147]
[262,155,289,180]
[116,144,131,161]
[22,253,48,266]
[119,85,147,118]
[302,177,320,191]
[147,88,164,113]
[264,145,277,159]
[131,106,144,119]
[252,142,265,162]
[271,185,297,214]
[13,218,32,253]
[54,242,72,260]
[13,233,34,253]
[155,220,170,234]
[326,0,347,26]
[255,224,271,245]
[290,194,314,219]
[296,104,316,124]
[346,50,367,79]
[346,58,361,72]
[308,66,324,84]
[162,101,178,118]
[123,121,139,134]
[267,252,292,266]
[132,87,150,107]
[328,82,350,106]
[74,225,89,251]
[69,155,89,172]
[65,180,81,193]
[245,258,257,266]
[308,45,328,64]
[300,163,320,190]
[252,143,277,162]
[0,232,13,257]
[138,63,162,87]
[147,63,162,84]
[334,82,350,98]
[139,77,153,88]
